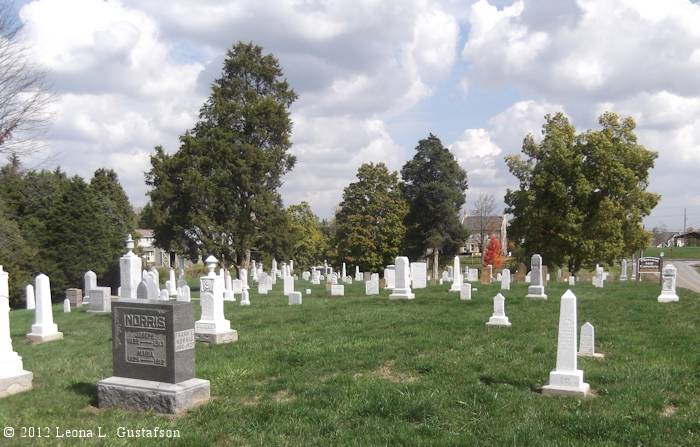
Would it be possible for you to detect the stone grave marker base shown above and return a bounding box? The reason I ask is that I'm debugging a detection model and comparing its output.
[26,332,63,344]
[195,329,238,345]
[97,376,210,414]
[0,371,33,398]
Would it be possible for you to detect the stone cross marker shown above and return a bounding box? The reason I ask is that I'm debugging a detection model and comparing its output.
[486,293,511,326]
[501,269,511,290]
[97,300,210,414]
[389,257,415,300]
[0,266,33,398]
[657,263,679,303]
[526,254,547,299]
[578,322,604,358]
[26,274,63,344]
[542,290,590,397]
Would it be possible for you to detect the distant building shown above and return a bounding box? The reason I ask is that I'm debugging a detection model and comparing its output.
[461,214,507,255]
[674,231,700,247]
[135,229,192,269]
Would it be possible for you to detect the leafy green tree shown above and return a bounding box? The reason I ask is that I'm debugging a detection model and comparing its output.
[504,112,659,274]
[401,134,468,283]
[0,205,36,307]
[146,42,297,270]
[334,163,407,273]
[137,202,156,228]
[285,201,326,270]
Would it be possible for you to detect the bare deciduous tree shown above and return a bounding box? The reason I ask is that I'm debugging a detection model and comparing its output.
[0,1,51,155]
[471,192,497,262]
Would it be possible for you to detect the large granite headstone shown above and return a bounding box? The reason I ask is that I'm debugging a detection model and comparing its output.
[97,300,210,414]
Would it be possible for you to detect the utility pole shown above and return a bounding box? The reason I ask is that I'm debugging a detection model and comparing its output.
[683,208,687,233]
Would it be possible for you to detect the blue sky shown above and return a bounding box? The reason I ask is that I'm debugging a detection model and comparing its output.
[14,0,700,232]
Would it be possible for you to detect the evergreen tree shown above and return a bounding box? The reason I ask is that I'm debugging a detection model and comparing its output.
[401,134,468,283]
[505,112,659,273]
[146,42,297,270]
[335,163,407,273]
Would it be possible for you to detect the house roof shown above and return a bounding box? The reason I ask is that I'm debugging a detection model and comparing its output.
[678,231,700,238]
[135,228,154,238]
[462,215,504,233]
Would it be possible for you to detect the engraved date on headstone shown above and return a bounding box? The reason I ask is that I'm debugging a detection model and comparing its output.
[125,331,167,367]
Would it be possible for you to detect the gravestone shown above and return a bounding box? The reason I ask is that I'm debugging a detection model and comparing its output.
[450,256,462,292]
[240,290,250,306]
[365,279,379,296]
[501,269,511,290]
[224,270,233,301]
[486,293,511,326]
[63,298,71,313]
[389,257,415,300]
[467,268,479,282]
[568,276,576,286]
[526,254,547,299]
[195,256,237,344]
[542,290,591,397]
[331,285,344,296]
[66,288,82,308]
[283,276,294,296]
[631,254,638,280]
[441,271,450,283]
[83,270,97,303]
[144,271,159,299]
[384,266,395,289]
[168,268,177,297]
[410,262,427,289]
[0,265,33,398]
[305,289,311,295]
[657,264,679,303]
[87,287,112,314]
[578,322,604,358]
[619,259,628,281]
[97,300,209,414]
[119,235,142,300]
[258,281,268,295]
[460,283,471,301]
[354,266,362,281]
[288,291,302,305]
[480,267,491,285]
[136,280,149,299]
[159,289,169,301]
[231,279,243,295]
[25,284,35,310]
[26,274,63,344]
[177,285,191,302]
[240,268,249,292]
[364,272,372,282]
[593,266,604,288]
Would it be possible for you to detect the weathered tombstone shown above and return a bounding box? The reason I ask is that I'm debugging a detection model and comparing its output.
[223,269,233,301]
[178,285,191,302]
[593,266,604,288]
[631,254,638,280]
[88,287,112,313]
[97,300,209,414]
[354,266,362,281]
[363,272,372,282]
[501,269,511,290]
[195,256,237,344]
[240,290,250,306]
[0,265,33,397]
[288,291,302,305]
[136,280,149,300]
[486,293,511,326]
[144,271,159,299]
[542,290,591,397]
[119,235,142,300]
[283,276,294,296]
[168,268,178,297]
[619,259,628,281]
[389,257,415,300]
[63,298,71,313]
[330,285,345,296]
[450,256,462,292]
[411,262,427,289]
[26,274,63,343]
[83,270,97,303]
[441,271,450,283]
[479,267,490,285]
[258,280,268,295]
[240,268,249,292]
[231,279,243,295]
[568,276,576,286]
[460,283,472,301]
[159,289,169,301]
[578,322,604,358]
[384,266,395,289]
[657,264,679,303]
[467,268,479,282]
[66,288,82,308]
[25,284,35,310]
[526,254,547,299]
[365,279,379,296]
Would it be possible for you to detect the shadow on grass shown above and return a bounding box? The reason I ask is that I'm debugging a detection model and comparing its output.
[69,382,98,406]
[479,375,543,393]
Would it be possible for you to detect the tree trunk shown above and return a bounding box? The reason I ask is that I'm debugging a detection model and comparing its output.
[432,248,439,285]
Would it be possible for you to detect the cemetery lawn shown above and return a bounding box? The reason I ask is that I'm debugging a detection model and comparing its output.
[643,246,700,260]
[2,281,700,446]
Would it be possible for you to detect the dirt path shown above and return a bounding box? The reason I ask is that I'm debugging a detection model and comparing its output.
[670,260,700,294]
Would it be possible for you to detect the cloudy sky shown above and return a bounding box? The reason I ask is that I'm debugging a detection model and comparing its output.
[15,0,700,231]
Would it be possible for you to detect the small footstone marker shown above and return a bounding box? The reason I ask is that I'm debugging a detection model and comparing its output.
[305,289,311,295]
[578,322,604,359]
[289,291,302,305]
[63,298,71,313]
[486,293,511,326]
[542,289,591,397]
[97,300,210,414]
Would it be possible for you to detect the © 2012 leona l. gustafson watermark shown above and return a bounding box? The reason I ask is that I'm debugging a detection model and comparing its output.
[2,425,182,440]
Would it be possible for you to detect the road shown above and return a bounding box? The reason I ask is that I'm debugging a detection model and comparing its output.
[670,260,700,293]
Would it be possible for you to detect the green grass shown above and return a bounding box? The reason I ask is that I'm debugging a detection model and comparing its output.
[2,279,700,446]
[643,246,700,260]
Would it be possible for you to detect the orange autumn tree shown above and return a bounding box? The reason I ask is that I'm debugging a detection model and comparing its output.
[483,234,503,268]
